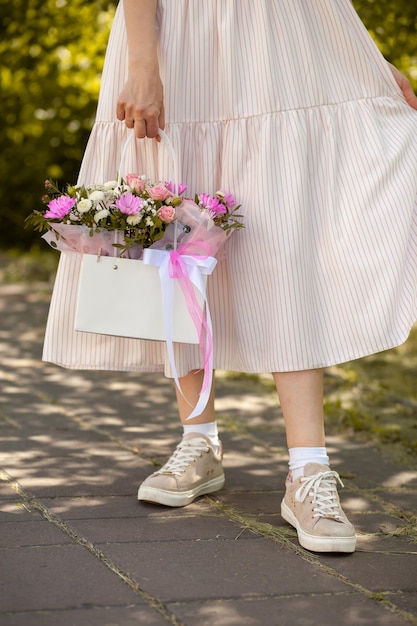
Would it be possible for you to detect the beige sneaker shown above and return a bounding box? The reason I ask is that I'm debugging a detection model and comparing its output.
[281,462,356,553]
[138,433,225,507]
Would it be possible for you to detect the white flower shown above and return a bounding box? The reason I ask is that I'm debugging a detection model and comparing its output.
[77,198,92,213]
[145,217,154,227]
[126,214,141,226]
[68,212,80,221]
[89,190,105,203]
[94,209,110,223]
[142,199,154,209]
[113,184,130,197]
[103,180,118,190]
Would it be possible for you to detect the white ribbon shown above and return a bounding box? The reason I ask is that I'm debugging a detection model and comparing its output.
[142,247,217,420]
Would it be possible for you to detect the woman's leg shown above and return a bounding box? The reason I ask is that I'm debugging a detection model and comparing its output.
[273,368,356,552]
[137,371,224,506]
[272,369,325,448]
[176,370,216,425]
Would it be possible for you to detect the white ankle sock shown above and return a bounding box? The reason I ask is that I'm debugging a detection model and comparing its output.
[288,447,329,481]
[183,422,220,452]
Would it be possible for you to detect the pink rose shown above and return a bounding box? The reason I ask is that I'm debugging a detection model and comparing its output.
[158,205,176,223]
[125,174,145,192]
[147,184,172,201]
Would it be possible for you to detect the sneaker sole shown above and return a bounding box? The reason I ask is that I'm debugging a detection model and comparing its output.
[138,474,225,507]
[281,500,357,553]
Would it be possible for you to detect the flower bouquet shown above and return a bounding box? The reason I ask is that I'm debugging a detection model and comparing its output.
[26,175,243,259]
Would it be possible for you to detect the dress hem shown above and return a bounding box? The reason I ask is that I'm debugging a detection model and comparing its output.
[42,322,416,376]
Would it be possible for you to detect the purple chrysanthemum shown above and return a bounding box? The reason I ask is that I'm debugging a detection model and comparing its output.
[44,195,77,219]
[165,181,188,195]
[115,193,144,215]
[217,191,235,208]
[199,193,227,215]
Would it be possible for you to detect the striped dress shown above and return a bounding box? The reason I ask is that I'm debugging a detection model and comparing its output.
[43,0,417,376]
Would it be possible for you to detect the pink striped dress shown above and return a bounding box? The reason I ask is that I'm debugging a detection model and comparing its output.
[43,0,417,376]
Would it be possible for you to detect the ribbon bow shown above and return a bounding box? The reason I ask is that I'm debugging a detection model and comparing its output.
[142,242,217,419]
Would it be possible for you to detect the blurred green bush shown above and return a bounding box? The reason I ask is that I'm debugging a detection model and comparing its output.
[0,0,116,249]
[0,0,416,250]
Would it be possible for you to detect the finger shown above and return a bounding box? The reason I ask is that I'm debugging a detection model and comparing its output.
[145,117,160,139]
[154,105,165,143]
[404,83,417,110]
[116,100,126,121]
[134,119,147,139]
[159,103,166,131]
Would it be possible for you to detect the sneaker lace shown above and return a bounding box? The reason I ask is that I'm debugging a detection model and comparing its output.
[156,438,209,477]
[295,469,345,520]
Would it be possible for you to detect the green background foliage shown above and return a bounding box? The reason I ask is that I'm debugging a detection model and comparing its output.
[0,0,416,249]
[0,0,116,248]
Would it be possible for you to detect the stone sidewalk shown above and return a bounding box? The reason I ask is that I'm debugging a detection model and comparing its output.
[0,280,416,626]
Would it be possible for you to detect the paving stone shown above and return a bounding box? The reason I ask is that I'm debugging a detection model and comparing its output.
[319,551,417,592]
[0,404,80,431]
[356,534,417,553]
[0,482,19,500]
[374,488,417,511]
[326,441,417,489]
[0,545,140,612]
[0,430,125,456]
[66,514,256,545]
[387,590,417,616]
[0,500,43,521]
[41,495,216,520]
[103,538,348,602]
[0,606,166,626]
[0,450,142,498]
[215,490,284,516]
[347,512,409,535]
[0,520,73,548]
[169,593,410,626]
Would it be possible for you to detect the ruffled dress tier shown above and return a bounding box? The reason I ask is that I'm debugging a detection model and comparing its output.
[43,0,417,375]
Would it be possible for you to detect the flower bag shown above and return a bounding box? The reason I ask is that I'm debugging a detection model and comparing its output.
[74,245,215,344]
[73,131,217,344]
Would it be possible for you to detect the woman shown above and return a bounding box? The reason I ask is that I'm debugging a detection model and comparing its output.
[43,0,417,553]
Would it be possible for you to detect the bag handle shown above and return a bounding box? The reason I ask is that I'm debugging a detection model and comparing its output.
[117,128,179,186]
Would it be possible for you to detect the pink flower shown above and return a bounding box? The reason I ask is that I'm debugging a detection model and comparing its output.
[165,181,188,195]
[115,193,144,215]
[216,190,235,207]
[125,174,145,192]
[198,194,227,215]
[158,205,176,223]
[44,195,77,219]
[147,184,172,201]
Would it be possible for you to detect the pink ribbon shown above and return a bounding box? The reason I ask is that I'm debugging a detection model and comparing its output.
[168,242,213,393]
[142,242,217,419]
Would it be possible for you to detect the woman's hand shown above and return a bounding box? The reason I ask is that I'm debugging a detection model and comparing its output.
[117,1,163,139]
[116,62,165,140]
[388,62,417,110]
